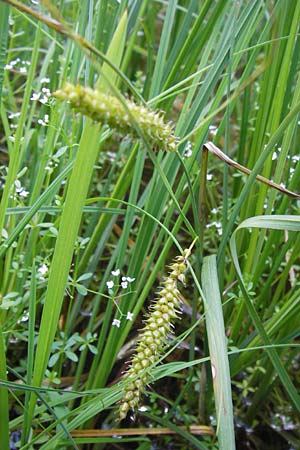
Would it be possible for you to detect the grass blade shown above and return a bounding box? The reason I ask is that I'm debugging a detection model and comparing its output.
[0,2,9,102]
[202,254,236,450]
[0,326,10,450]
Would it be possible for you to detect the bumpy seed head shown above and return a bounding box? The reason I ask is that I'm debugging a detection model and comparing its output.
[117,248,191,421]
[53,83,178,151]
[119,402,130,421]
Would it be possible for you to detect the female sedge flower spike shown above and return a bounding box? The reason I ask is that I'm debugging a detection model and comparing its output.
[53,83,177,151]
[118,248,192,421]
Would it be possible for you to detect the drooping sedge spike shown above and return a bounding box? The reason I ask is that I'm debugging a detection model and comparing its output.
[53,83,178,152]
[118,243,196,421]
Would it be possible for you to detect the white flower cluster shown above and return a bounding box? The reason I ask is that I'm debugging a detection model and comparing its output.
[106,269,135,292]
[106,269,135,329]
[38,263,48,281]
[5,57,30,74]
[31,79,51,105]
[31,86,51,105]
[11,180,29,200]
[183,141,192,158]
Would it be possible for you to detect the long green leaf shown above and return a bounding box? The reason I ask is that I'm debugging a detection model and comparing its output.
[0,326,9,450]
[0,2,9,102]
[202,255,236,450]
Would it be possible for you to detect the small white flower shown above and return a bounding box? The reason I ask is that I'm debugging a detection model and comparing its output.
[16,187,29,198]
[39,96,49,104]
[31,92,40,101]
[40,77,50,84]
[112,319,121,328]
[38,263,48,275]
[8,112,20,119]
[31,88,50,105]
[121,281,128,289]
[106,151,116,162]
[126,276,135,283]
[20,190,29,198]
[106,280,114,289]
[38,114,49,127]
[19,67,27,74]
[111,269,120,276]
[209,125,218,136]
[138,406,148,412]
[206,174,213,181]
[126,312,133,321]
[184,141,192,158]
[2,229,8,239]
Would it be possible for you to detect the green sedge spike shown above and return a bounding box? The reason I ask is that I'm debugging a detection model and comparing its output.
[118,247,193,421]
[53,83,178,151]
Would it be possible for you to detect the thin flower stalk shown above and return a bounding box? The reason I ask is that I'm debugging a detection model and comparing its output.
[118,248,192,421]
[53,83,177,151]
